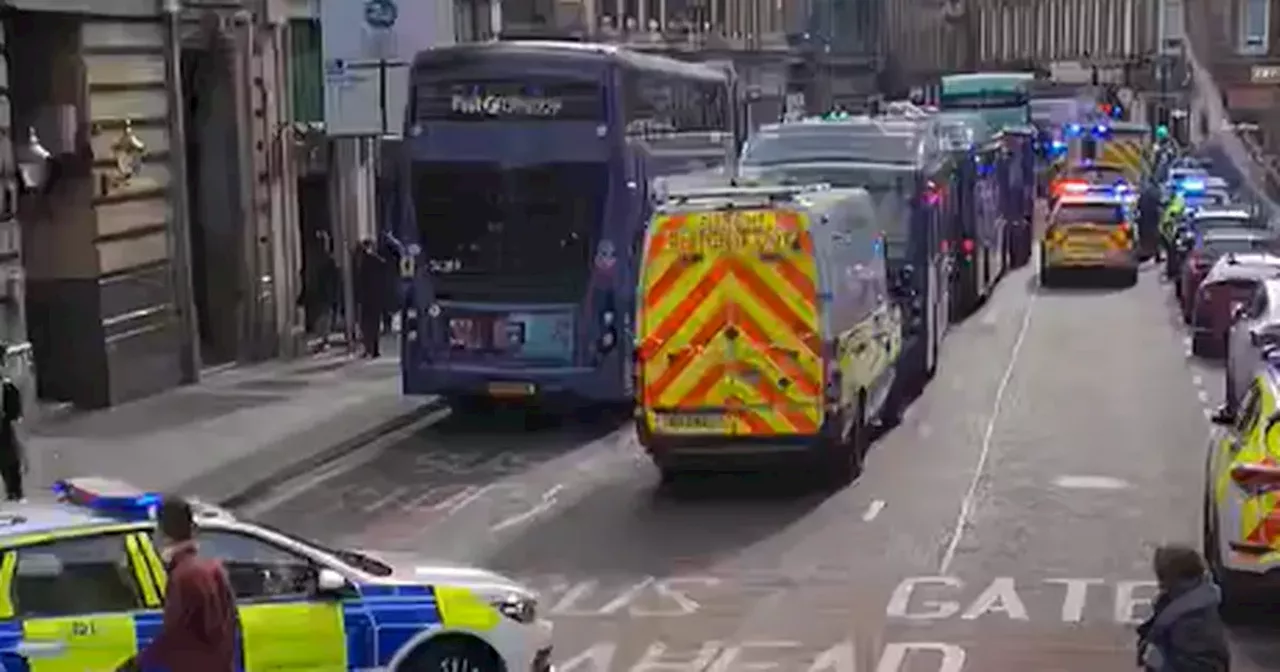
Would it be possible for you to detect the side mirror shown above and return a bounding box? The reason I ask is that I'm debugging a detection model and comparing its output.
[1231,303,1247,322]
[1211,410,1235,426]
[314,568,348,595]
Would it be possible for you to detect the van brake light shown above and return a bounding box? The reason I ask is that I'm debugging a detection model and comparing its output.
[1230,463,1280,491]
[961,239,975,255]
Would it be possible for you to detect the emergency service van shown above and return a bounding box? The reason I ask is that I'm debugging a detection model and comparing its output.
[633,184,901,485]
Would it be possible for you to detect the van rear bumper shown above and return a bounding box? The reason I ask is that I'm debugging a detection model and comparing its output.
[635,414,837,468]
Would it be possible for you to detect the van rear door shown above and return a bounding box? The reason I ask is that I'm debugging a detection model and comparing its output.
[722,208,823,437]
[637,207,822,438]
[637,211,739,437]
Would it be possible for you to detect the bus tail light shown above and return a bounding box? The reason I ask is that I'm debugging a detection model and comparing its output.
[961,238,975,257]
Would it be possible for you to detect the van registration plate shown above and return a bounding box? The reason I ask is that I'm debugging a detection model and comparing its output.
[655,412,729,432]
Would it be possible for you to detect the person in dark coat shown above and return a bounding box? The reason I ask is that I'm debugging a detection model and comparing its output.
[354,239,388,358]
[1136,544,1231,672]
[116,497,240,672]
[0,349,24,502]
[1138,183,1163,262]
[298,232,339,352]
[378,236,401,334]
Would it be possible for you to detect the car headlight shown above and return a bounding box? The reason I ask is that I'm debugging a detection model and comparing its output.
[492,593,537,623]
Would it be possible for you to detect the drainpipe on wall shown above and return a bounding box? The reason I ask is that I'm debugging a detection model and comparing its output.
[162,0,201,382]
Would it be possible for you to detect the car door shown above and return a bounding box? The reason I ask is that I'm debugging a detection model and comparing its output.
[1212,382,1263,507]
[1229,287,1269,407]
[140,528,349,671]
[4,531,159,672]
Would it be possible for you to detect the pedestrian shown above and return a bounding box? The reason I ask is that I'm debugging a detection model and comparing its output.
[1136,544,1231,672]
[116,496,239,672]
[298,231,339,352]
[354,238,387,358]
[1138,182,1163,262]
[0,347,25,502]
[379,235,401,335]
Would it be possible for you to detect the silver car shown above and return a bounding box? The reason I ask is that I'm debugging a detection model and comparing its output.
[1223,276,1280,417]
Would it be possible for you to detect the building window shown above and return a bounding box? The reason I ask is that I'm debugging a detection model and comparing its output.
[1239,0,1269,54]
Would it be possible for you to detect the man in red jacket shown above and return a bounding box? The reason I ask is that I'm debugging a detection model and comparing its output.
[117,496,240,672]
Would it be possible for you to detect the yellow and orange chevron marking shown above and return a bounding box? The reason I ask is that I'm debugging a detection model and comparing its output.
[638,210,823,436]
[1100,136,1146,182]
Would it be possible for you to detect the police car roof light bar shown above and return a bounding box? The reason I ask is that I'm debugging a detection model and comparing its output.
[53,477,161,520]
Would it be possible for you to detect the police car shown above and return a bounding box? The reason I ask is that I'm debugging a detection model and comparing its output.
[1205,351,1280,612]
[0,478,553,671]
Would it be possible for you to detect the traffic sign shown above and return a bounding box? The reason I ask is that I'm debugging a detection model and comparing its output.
[364,0,397,30]
[321,0,454,136]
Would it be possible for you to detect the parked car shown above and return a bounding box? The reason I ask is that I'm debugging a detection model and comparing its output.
[1191,253,1280,358]
[1179,228,1276,322]
[1223,277,1280,417]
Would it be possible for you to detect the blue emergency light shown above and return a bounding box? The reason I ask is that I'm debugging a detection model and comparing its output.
[1051,140,1066,152]
[53,478,162,520]
[1178,178,1206,193]
[1065,124,1083,138]
[1092,125,1111,137]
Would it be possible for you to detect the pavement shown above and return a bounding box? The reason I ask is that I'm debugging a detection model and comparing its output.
[233,259,1280,672]
[25,338,442,506]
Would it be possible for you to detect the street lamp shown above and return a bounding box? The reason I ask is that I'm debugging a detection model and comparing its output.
[15,127,51,192]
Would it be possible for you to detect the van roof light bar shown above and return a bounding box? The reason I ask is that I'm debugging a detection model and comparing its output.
[667,183,830,204]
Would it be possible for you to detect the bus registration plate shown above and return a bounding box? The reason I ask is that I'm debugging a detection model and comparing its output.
[488,382,535,398]
[655,412,729,432]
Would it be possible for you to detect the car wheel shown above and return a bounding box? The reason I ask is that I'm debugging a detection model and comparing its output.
[1190,334,1215,358]
[1203,500,1256,622]
[399,636,503,672]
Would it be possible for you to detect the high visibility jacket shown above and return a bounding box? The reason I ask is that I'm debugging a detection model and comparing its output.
[1160,193,1186,241]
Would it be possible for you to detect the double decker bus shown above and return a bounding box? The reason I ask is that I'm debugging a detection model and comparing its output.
[395,41,735,408]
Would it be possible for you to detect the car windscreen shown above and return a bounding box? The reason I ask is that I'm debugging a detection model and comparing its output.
[740,128,919,166]
[1071,167,1127,184]
[1194,217,1263,232]
[1202,236,1272,256]
[1054,204,1126,224]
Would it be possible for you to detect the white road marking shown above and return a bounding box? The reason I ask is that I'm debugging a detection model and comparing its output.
[939,292,1036,574]
[862,499,886,521]
[1192,374,1203,387]
[1052,475,1130,490]
[491,484,564,532]
[1197,389,1209,404]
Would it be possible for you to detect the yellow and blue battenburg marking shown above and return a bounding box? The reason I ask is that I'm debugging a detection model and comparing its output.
[0,479,492,672]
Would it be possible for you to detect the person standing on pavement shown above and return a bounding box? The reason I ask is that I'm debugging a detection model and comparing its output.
[0,347,25,502]
[116,496,240,672]
[1136,544,1230,672]
[299,231,340,352]
[1138,182,1163,263]
[354,238,387,358]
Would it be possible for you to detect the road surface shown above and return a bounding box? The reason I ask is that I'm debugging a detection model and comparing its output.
[243,260,1280,671]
